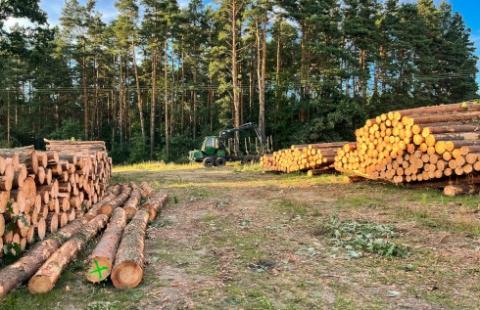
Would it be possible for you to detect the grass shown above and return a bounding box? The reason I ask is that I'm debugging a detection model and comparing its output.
[113,161,203,172]
[3,164,480,309]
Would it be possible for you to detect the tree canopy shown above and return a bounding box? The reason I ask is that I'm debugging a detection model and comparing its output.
[0,0,478,163]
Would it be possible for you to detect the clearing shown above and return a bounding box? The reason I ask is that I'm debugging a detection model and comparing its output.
[2,163,480,309]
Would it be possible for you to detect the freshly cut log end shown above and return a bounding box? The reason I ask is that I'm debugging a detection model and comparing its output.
[27,276,53,294]
[110,262,143,289]
[86,256,113,283]
[86,208,127,283]
[28,215,108,294]
[111,210,149,289]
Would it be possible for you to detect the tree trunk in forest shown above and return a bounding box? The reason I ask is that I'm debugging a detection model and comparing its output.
[119,54,124,150]
[7,90,10,147]
[164,40,170,160]
[275,20,282,104]
[86,208,127,283]
[132,44,145,143]
[150,50,157,159]
[111,209,149,289]
[256,20,267,144]
[231,0,241,154]
[82,54,88,139]
[193,68,197,141]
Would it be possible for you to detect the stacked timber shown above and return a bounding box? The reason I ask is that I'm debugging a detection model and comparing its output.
[0,141,112,257]
[261,142,350,173]
[334,101,480,185]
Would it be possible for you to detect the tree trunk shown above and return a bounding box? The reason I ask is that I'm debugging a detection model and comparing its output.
[132,44,146,143]
[86,208,127,283]
[256,20,267,144]
[164,40,170,160]
[7,90,10,147]
[150,49,157,159]
[111,210,149,289]
[231,0,241,154]
[275,20,282,103]
[82,55,88,139]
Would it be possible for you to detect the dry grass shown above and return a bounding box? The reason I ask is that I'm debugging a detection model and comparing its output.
[3,164,480,309]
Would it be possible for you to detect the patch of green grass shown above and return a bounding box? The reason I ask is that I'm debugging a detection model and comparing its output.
[232,162,263,172]
[272,198,309,217]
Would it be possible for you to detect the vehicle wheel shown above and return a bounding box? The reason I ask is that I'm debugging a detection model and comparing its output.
[202,157,215,168]
[215,157,226,166]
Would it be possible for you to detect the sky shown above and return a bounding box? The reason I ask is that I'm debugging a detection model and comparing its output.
[5,0,480,88]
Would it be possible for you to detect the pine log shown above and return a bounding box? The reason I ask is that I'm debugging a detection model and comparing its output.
[86,208,127,283]
[28,215,108,294]
[142,193,168,221]
[0,218,86,297]
[123,188,141,220]
[100,186,132,216]
[111,210,149,289]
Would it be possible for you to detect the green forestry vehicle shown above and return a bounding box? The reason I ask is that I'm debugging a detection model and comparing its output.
[189,122,265,167]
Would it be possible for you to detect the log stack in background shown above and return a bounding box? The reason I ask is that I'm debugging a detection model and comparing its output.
[334,101,480,189]
[0,140,112,257]
[261,142,351,173]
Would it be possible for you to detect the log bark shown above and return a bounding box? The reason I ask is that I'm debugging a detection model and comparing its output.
[86,208,127,283]
[111,210,149,289]
[28,215,108,294]
[0,218,85,297]
[142,193,168,221]
[123,188,141,220]
[100,185,132,216]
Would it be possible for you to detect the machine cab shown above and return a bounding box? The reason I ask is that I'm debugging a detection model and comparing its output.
[201,136,221,156]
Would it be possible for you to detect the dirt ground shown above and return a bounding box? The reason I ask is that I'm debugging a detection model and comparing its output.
[2,164,480,309]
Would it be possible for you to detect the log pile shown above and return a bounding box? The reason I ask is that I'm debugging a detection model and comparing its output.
[0,183,168,296]
[261,142,350,173]
[334,101,480,186]
[0,141,112,257]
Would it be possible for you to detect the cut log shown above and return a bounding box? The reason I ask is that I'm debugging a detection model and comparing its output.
[28,215,108,294]
[86,208,127,283]
[0,218,85,297]
[111,210,149,289]
[0,164,14,191]
[142,193,168,221]
[123,188,141,220]
[443,184,478,196]
[100,185,132,216]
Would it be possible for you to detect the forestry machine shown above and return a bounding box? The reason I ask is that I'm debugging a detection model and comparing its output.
[188,122,265,167]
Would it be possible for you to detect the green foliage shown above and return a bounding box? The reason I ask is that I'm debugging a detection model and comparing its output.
[47,119,83,141]
[324,215,409,258]
[0,0,477,163]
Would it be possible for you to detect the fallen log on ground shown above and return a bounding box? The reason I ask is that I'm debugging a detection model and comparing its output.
[28,214,109,294]
[85,208,127,283]
[0,218,85,297]
[142,193,168,221]
[111,210,149,289]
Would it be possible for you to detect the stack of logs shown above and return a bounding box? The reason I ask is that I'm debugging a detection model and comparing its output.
[0,181,168,296]
[261,142,350,173]
[0,140,112,257]
[334,101,480,187]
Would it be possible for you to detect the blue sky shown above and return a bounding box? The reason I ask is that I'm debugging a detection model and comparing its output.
[31,1,480,88]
